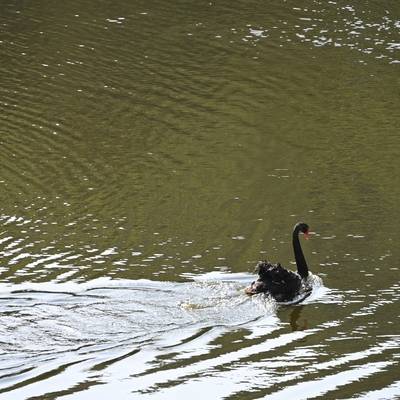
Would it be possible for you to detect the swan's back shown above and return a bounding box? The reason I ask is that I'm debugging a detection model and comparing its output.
[246,261,303,302]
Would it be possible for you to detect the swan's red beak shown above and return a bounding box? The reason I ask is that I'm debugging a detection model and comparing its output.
[304,230,310,240]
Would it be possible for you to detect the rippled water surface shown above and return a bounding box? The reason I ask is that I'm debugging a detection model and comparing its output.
[0,0,399,398]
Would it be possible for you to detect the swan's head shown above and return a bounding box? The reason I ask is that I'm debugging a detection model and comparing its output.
[295,222,310,239]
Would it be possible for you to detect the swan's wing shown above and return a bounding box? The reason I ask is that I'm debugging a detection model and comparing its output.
[276,287,312,305]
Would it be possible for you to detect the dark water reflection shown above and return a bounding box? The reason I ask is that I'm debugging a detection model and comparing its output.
[0,0,399,398]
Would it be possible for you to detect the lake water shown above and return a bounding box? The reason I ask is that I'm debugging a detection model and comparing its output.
[0,0,399,399]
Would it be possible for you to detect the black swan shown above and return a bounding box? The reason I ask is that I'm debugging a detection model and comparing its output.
[245,222,312,303]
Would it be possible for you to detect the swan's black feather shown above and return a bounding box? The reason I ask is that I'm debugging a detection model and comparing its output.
[246,261,302,302]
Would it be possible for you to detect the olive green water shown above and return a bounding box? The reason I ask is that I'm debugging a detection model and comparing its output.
[0,1,399,399]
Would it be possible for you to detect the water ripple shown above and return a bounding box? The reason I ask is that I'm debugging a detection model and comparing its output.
[0,275,398,398]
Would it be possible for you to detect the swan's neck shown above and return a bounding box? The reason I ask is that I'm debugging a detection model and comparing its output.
[293,229,308,279]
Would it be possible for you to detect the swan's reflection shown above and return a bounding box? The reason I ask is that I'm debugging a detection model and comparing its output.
[289,306,308,331]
